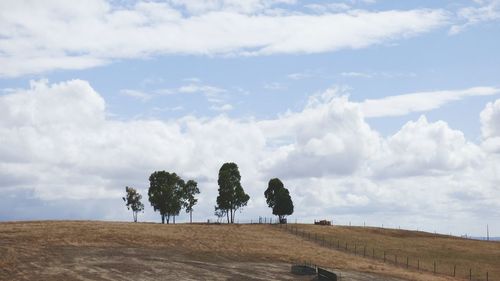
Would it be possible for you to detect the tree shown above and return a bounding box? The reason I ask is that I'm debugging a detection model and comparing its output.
[264,178,294,223]
[264,178,283,210]
[215,162,250,223]
[148,171,185,224]
[183,179,200,223]
[122,186,144,222]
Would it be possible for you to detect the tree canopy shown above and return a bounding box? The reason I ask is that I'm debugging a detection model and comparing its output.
[215,162,250,223]
[264,178,294,223]
[122,186,144,222]
[148,171,185,224]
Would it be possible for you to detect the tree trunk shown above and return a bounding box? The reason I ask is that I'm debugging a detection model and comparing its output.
[190,210,193,224]
[166,215,170,224]
[226,211,230,224]
[161,214,165,224]
[173,215,175,224]
[133,212,137,223]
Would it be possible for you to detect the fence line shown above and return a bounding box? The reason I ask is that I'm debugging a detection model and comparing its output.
[277,223,491,281]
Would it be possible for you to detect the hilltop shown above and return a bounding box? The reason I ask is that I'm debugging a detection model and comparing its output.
[1,221,497,280]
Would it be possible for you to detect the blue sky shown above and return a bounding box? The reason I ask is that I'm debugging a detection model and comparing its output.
[1,0,500,236]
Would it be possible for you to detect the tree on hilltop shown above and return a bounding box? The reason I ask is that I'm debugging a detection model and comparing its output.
[215,162,250,223]
[122,186,144,222]
[264,178,294,223]
[183,179,200,223]
[148,171,184,224]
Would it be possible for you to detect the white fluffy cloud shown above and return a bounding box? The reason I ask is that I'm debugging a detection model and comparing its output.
[260,88,380,178]
[371,116,483,178]
[1,79,499,234]
[0,0,448,76]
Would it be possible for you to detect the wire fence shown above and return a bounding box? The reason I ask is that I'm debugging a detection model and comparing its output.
[277,223,493,281]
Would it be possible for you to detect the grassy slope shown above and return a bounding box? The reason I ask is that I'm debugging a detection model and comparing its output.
[0,221,494,281]
[288,224,500,280]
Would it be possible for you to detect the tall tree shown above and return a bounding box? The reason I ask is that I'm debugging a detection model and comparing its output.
[148,171,185,224]
[264,178,294,223]
[183,179,200,223]
[215,162,250,223]
[264,178,284,210]
[122,186,144,222]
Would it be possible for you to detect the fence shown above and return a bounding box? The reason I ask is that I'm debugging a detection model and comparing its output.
[278,223,493,281]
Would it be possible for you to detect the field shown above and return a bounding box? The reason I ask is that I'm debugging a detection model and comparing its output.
[0,221,497,280]
[284,224,500,280]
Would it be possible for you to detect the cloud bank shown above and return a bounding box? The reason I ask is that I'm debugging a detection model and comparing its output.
[1,79,499,234]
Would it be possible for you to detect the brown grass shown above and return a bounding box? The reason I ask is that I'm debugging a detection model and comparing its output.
[286,224,500,280]
[0,221,487,280]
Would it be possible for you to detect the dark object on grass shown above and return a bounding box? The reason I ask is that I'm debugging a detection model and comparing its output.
[291,265,316,275]
[318,267,337,281]
[314,220,331,226]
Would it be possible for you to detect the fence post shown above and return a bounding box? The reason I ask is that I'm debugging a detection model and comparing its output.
[417,260,419,271]
[345,242,347,250]
[453,265,456,277]
[406,257,408,269]
[487,271,489,281]
[395,255,397,265]
[383,251,386,263]
[469,268,472,281]
[372,248,374,258]
[354,244,357,255]
[363,246,366,257]
[337,240,340,248]
[433,261,436,274]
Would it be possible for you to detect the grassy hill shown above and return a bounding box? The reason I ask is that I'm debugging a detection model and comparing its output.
[0,221,497,280]
[283,224,500,280]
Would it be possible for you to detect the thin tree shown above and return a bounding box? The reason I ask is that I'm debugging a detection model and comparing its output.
[264,178,294,223]
[122,186,144,222]
[215,162,250,223]
[148,171,185,224]
[183,179,200,223]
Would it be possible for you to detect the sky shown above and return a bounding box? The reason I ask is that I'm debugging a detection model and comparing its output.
[0,0,499,236]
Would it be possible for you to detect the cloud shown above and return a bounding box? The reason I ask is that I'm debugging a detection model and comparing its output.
[371,116,483,178]
[340,71,416,79]
[178,84,226,97]
[169,0,298,15]
[341,71,373,78]
[1,80,499,235]
[287,71,313,80]
[260,88,380,178]
[120,89,153,102]
[121,81,229,107]
[450,0,500,34]
[210,103,234,111]
[361,87,500,118]
[480,99,500,152]
[0,0,448,77]
[263,82,286,90]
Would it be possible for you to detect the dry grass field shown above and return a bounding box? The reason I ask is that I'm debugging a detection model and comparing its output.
[286,224,500,280]
[0,221,493,280]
